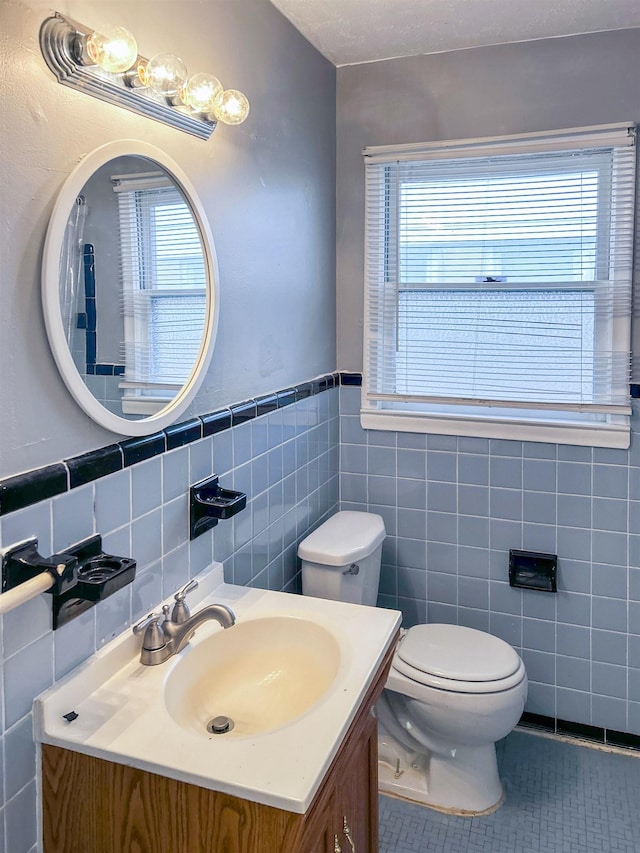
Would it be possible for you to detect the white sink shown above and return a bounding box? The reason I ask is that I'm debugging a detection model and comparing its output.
[164,616,341,737]
[34,566,401,812]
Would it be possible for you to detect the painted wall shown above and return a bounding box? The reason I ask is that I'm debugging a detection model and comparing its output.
[336,28,640,370]
[336,31,640,736]
[0,1,337,849]
[0,0,336,479]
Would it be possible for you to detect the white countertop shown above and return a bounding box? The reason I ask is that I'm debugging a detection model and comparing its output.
[34,564,401,813]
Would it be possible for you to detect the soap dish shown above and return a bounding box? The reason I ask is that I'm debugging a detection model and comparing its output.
[190,475,247,539]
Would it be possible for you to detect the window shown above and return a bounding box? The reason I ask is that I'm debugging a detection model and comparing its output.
[114,171,207,415]
[362,125,636,447]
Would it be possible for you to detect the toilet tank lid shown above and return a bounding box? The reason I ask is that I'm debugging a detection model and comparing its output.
[297,511,386,566]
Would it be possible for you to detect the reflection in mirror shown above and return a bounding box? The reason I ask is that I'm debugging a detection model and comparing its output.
[61,156,207,420]
[43,141,218,436]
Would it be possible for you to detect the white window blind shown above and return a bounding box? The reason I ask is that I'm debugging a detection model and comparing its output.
[362,125,636,446]
[114,172,206,409]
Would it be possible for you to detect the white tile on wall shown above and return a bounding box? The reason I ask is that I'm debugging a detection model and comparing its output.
[5,781,35,853]
[0,503,52,558]
[2,595,50,659]
[52,485,95,551]
[3,635,53,730]
[4,715,35,803]
[53,607,96,680]
[95,469,131,534]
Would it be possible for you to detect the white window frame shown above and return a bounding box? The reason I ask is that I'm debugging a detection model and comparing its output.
[361,124,636,448]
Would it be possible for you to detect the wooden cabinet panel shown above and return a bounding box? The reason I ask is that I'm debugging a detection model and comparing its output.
[42,745,303,853]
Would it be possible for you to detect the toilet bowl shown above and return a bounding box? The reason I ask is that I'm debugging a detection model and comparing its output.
[297,511,528,815]
[377,623,527,815]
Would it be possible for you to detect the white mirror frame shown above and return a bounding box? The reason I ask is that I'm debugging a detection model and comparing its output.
[42,140,219,436]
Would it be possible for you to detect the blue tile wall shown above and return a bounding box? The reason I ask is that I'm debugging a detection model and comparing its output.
[340,383,640,738]
[0,382,338,853]
[4,374,640,851]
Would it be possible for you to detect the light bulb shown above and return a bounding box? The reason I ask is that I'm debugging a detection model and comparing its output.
[85,25,138,74]
[211,89,250,125]
[139,53,188,96]
[181,73,223,112]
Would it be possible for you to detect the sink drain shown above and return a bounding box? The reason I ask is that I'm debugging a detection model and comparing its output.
[207,715,234,734]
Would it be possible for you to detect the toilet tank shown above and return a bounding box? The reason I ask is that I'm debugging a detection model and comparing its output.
[298,511,386,606]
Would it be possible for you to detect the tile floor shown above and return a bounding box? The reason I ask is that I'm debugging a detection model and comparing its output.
[379,729,640,852]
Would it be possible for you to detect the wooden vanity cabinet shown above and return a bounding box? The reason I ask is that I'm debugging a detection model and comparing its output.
[42,633,397,853]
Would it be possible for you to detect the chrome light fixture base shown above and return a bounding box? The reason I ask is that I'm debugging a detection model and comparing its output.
[39,13,217,140]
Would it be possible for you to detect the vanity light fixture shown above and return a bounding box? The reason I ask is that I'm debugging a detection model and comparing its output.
[39,12,250,140]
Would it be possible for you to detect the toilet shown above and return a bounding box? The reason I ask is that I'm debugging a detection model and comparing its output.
[298,511,528,816]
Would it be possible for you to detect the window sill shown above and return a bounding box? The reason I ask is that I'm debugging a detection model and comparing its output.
[121,398,171,416]
[360,408,630,449]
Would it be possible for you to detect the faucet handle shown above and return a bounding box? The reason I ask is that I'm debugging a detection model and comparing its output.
[175,579,198,601]
[133,612,162,635]
[132,612,167,653]
[171,579,199,623]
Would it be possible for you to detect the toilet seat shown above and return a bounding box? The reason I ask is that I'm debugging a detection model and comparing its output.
[392,624,526,694]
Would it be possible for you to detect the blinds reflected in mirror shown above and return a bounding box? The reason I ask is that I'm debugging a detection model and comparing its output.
[119,292,206,386]
[114,171,207,402]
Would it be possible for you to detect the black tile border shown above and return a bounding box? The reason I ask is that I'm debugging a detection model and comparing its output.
[339,371,362,386]
[95,364,126,377]
[120,433,167,467]
[200,410,232,437]
[519,711,640,753]
[0,372,342,517]
[0,463,69,515]
[66,444,123,489]
[557,719,605,743]
[518,711,555,732]
[230,400,257,425]
[255,394,278,416]
[606,729,640,751]
[277,389,297,408]
[295,382,313,400]
[165,418,202,450]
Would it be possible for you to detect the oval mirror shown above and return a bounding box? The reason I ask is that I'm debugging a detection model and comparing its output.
[42,140,219,436]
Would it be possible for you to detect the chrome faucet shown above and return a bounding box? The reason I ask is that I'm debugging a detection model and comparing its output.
[133,580,236,666]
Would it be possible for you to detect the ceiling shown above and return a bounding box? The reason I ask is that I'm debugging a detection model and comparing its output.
[268,0,640,66]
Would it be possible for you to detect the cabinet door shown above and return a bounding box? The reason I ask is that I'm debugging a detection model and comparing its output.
[332,712,378,853]
[299,794,335,853]
[299,722,373,853]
